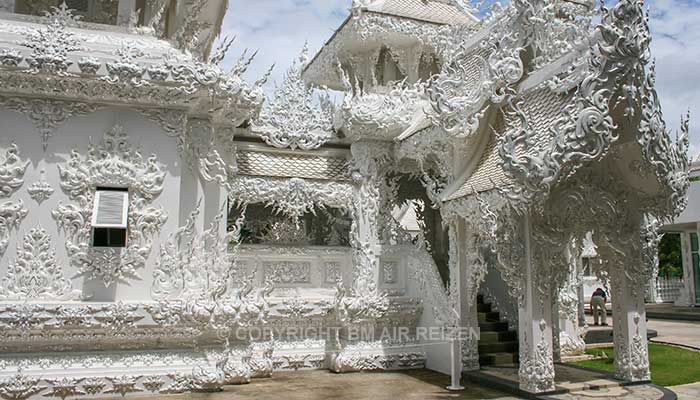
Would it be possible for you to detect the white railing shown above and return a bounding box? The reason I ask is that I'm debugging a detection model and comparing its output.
[656,277,684,303]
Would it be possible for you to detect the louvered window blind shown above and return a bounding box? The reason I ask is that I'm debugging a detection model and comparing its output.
[91,190,129,228]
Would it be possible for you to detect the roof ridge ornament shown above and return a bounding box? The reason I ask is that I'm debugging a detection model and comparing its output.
[251,46,335,151]
[20,2,83,75]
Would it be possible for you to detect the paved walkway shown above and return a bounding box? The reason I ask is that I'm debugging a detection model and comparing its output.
[90,368,681,400]
[95,370,519,400]
[669,382,700,399]
[646,318,700,349]
[583,315,700,350]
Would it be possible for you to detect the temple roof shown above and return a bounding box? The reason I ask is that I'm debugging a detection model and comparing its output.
[359,0,475,25]
[443,87,572,201]
[302,0,476,89]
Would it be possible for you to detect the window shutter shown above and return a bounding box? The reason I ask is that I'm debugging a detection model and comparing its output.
[91,190,129,228]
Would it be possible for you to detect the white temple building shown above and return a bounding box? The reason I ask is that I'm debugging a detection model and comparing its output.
[0,0,692,398]
[662,158,700,306]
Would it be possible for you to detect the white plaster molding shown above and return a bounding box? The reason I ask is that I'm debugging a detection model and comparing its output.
[52,124,167,287]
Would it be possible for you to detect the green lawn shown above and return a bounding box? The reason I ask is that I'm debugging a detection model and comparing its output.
[570,343,700,386]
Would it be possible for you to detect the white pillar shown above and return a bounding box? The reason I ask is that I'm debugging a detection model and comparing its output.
[558,245,586,357]
[517,214,555,393]
[676,231,696,306]
[452,221,479,371]
[117,0,136,26]
[610,265,650,382]
[349,141,389,295]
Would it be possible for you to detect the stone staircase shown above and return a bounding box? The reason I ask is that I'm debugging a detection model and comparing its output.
[477,294,519,366]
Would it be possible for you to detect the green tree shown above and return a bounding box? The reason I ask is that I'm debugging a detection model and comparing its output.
[658,233,683,278]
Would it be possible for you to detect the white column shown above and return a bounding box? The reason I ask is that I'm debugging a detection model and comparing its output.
[117,0,136,26]
[674,232,695,306]
[452,221,480,371]
[349,141,387,295]
[610,265,650,382]
[517,214,555,393]
[558,245,586,357]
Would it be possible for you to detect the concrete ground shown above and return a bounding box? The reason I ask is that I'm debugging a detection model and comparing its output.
[90,368,682,400]
[646,318,700,349]
[95,370,519,400]
[669,382,700,400]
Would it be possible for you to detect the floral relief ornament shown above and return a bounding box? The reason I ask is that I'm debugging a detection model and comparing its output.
[27,170,55,205]
[52,124,167,287]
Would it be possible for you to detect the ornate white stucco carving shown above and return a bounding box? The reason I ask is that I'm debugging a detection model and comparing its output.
[26,176,54,205]
[0,200,28,259]
[0,225,80,301]
[0,143,29,199]
[252,46,335,150]
[518,320,556,393]
[229,176,355,220]
[52,124,167,287]
[20,3,82,75]
[151,204,250,301]
[0,143,29,259]
[339,78,425,140]
[0,96,101,149]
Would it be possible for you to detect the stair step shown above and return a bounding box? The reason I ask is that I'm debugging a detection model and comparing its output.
[477,311,501,323]
[478,321,509,332]
[478,330,517,343]
[477,303,492,313]
[478,340,519,354]
[479,352,518,366]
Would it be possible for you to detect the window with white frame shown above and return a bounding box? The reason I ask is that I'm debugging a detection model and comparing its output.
[91,187,129,248]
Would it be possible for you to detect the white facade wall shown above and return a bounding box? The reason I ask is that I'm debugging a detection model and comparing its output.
[0,108,187,301]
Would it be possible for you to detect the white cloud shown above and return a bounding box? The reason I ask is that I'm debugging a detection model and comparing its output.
[219,0,700,158]
[649,0,700,158]
[220,0,349,89]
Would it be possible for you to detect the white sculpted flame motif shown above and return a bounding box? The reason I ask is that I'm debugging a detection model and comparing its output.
[52,124,167,287]
[0,225,80,301]
[252,46,334,150]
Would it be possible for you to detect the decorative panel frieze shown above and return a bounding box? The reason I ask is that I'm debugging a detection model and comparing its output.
[52,124,167,287]
[263,262,311,285]
[230,176,355,219]
[0,96,101,149]
[0,225,80,301]
[323,262,342,284]
[381,261,398,284]
[330,343,426,373]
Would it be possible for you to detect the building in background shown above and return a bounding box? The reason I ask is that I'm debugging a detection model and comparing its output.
[662,158,700,306]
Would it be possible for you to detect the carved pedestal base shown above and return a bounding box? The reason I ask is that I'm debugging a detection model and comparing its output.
[329,341,426,373]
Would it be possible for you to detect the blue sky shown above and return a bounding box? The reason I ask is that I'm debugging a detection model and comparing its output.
[221,0,700,158]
